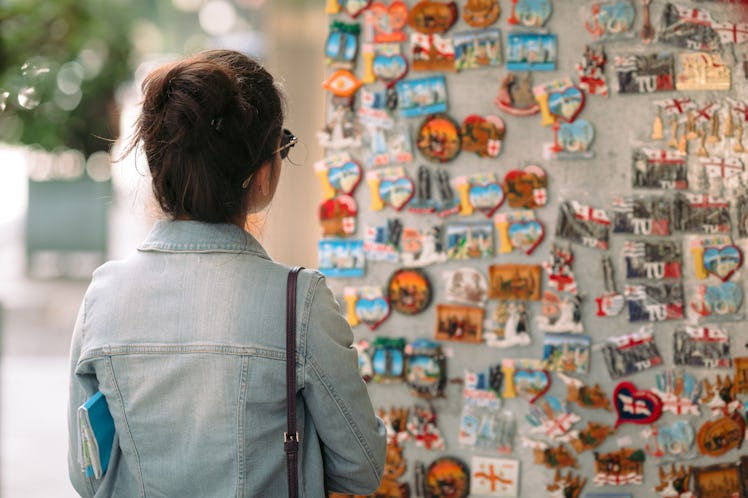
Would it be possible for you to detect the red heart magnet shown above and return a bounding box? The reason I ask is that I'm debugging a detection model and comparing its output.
[613,381,663,428]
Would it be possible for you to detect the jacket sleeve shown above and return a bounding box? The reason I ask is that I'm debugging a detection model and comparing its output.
[301,273,387,494]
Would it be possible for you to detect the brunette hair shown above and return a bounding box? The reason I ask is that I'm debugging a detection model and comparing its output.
[128,49,284,222]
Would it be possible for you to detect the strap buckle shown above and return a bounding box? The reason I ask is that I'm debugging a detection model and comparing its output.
[284,432,300,443]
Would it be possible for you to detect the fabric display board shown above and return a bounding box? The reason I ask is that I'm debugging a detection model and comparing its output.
[318,1,748,497]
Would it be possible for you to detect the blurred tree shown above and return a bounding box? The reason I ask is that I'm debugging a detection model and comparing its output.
[0,0,134,157]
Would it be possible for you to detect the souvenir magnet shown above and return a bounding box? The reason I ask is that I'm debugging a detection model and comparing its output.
[559,373,612,411]
[494,72,540,116]
[471,457,519,497]
[699,157,744,195]
[526,395,581,441]
[370,438,410,498]
[503,165,548,209]
[318,239,365,277]
[344,286,391,330]
[422,456,470,498]
[703,244,742,282]
[595,256,624,317]
[592,448,646,486]
[613,381,663,427]
[632,148,687,190]
[693,462,746,498]
[372,43,409,86]
[506,33,557,71]
[396,75,447,118]
[446,221,494,260]
[434,304,485,344]
[582,1,635,41]
[499,358,545,398]
[460,115,505,158]
[362,120,414,168]
[366,167,415,211]
[674,325,731,369]
[642,421,695,461]
[622,240,682,279]
[567,422,615,453]
[319,195,358,237]
[602,326,663,379]
[325,22,360,69]
[511,365,549,401]
[547,470,587,498]
[461,369,516,453]
[314,153,362,200]
[387,268,433,315]
[640,0,654,44]
[453,172,505,217]
[410,32,456,72]
[537,290,584,333]
[533,77,577,127]
[400,225,448,267]
[576,45,609,97]
[542,243,577,295]
[417,114,461,163]
[484,302,532,348]
[494,210,544,255]
[652,369,701,417]
[454,28,503,71]
[407,166,437,213]
[405,339,447,398]
[612,195,671,236]
[365,1,409,43]
[322,69,363,98]
[509,0,552,28]
[614,53,675,94]
[522,438,578,469]
[555,200,610,250]
[545,120,595,160]
[653,465,694,498]
[317,102,363,150]
[735,357,748,394]
[700,374,741,417]
[672,193,730,234]
[543,333,591,375]
[463,0,500,28]
[676,52,731,91]
[624,282,684,322]
[443,267,488,306]
[408,1,459,34]
[407,403,446,449]
[370,336,406,382]
[658,3,745,52]
[337,0,371,18]
[696,411,745,457]
[488,264,542,300]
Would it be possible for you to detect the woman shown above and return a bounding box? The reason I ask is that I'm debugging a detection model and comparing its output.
[67,49,386,497]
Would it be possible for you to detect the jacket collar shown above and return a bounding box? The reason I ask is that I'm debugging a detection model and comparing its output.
[138,219,270,259]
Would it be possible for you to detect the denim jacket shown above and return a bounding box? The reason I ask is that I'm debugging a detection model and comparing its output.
[67,220,386,497]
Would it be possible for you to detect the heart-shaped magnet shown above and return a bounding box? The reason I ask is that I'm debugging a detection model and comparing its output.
[355,296,391,330]
[548,86,585,123]
[337,0,372,18]
[379,177,415,210]
[613,381,663,427]
[704,282,744,315]
[373,54,409,85]
[703,245,743,282]
[509,220,545,255]
[557,119,594,153]
[369,1,409,42]
[513,369,551,403]
[503,165,548,209]
[468,182,504,217]
[328,160,362,195]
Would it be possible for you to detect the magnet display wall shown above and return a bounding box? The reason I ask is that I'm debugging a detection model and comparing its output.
[319,1,748,497]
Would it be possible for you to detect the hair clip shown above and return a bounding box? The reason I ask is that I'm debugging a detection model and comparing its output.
[210,117,224,132]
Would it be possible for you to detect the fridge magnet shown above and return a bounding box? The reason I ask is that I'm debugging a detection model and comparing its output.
[567,421,616,453]
[601,326,663,379]
[400,225,448,267]
[318,239,365,277]
[545,120,595,160]
[612,195,671,236]
[696,411,745,457]
[410,32,456,72]
[370,336,407,382]
[631,148,687,190]
[365,1,409,43]
[505,33,557,72]
[405,339,447,398]
[322,68,363,99]
[522,439,578,469]
[526,395,582,441]
[460,371,517,453]
[653,465,694,498]
[671,193,730,234]
[575,45,609,97]
[555,200,610,250]
[422,456,470,498]
[372,43,410,86]
[547,470,587,498]
[317,102,363,150]
[595,256,624,317]
[592,448,646,486]
[319,195,358,237]
[582,0,635,42]
[652,369,701,417]
[325,21,360,69]
[395,75,448,118]
[337,0,371,18]
[453,172,505,217]
[700,374,741,417]
[559,373,612,411]
[624,282,684,322]
[693,462,746,498]
[369,439,410,498]
[387,268,433,315]
[511,365,549,402]
[407,403,446,449]
[463,0,501,28]
[509,0,552,28]
[436,169,461,217]
[735,356,748,394]
[444,267,488,306]
[471,456,519,497]
[702,244,743,282]
[435,303,485,343]
[676,52,731,92]
[416,114,462,163]
[500,357,545,398]
[446,221,494,260]
[484,301,532,348]
[362,121,414,168]
[494,72,540,116]
[494,210,545,255]
[454,28,503,70]
[314,153,362,201]
[363,219,402,263]
[547,85,585,124]
[537,290,584,334]
[503,165,548,209]
[460,114,505,158]
[542,243,577,295]
[366,168,414,212]
[533,77,576,127]
[622,240,682,280]
[639,0,654,43]
[409,166,438,214]
[658,3,742,52]
[344,286,391,330]
[408,0,459,34]
[643,421,695,461]
[613,381,663,427]
[543,333,591,375]
[613,53,675,95]
[699,157,744,194]
[488,264,542,301]
[674,325,731,369]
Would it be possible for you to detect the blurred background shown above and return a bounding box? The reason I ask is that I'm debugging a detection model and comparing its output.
[0,1,324,495]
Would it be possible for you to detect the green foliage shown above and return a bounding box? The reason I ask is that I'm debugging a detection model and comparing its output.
[0,0,134,156]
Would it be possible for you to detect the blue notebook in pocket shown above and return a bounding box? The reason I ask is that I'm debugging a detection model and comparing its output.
[78,391,115,478]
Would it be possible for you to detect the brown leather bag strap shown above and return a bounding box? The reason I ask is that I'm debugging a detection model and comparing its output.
[285,266,303,498]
